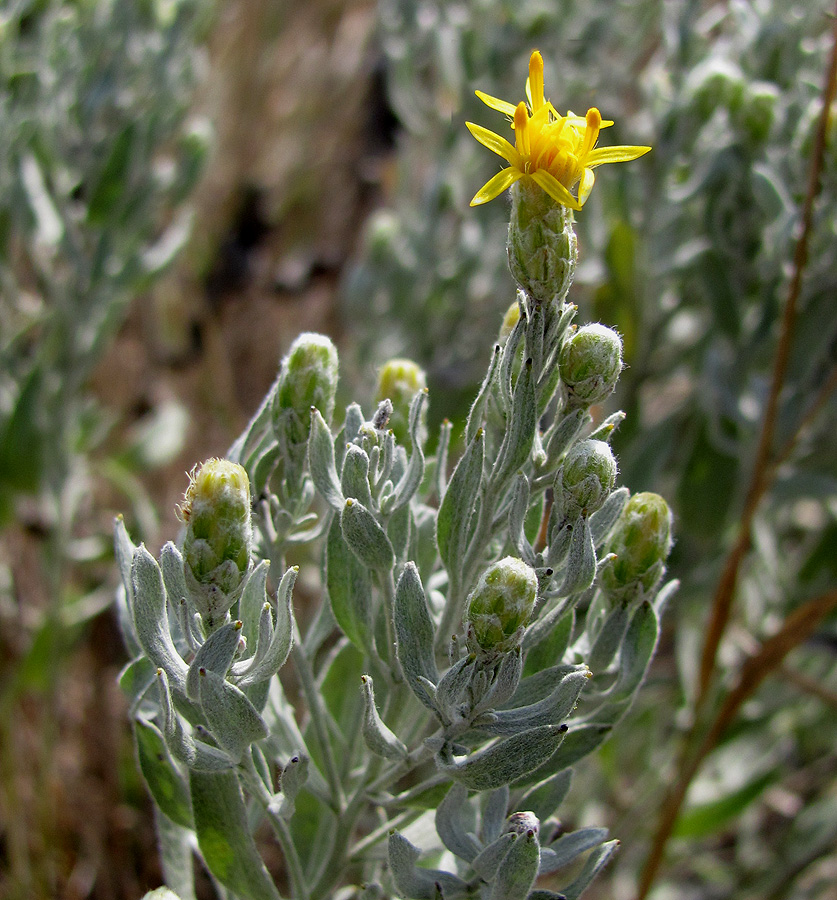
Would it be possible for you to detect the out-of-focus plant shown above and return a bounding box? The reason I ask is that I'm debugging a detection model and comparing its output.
[117,53,674,900]
[344,1,837,898]
[0,0,207,893]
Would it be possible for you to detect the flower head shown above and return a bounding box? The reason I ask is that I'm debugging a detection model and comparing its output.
[467,51,651,209]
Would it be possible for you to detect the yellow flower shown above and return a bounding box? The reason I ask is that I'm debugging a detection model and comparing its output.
[467,51,651,210]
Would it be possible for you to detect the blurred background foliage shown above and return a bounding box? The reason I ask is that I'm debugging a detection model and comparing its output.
[0,0,835,898]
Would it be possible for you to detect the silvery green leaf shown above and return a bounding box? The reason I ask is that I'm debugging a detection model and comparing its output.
[341,499,394,571]
[119,656,157,709]
[558,839,618,900]
[156,669,232,772]
[492,358,536,487]
[545,518,573,570]
[544,409,586,469]
[387,831,469,900]
[437,428,484,572]
[613,600,659,697]
[275,751,309,820]
[587,604,630,673]
[236,566,296,687]
[394,563,439,710]
[654,579,680,616]
[132,545,188,693]
[160,541,188,606]
[518,769,573,823]
[341,444,373,509]
[539,827,609,875]
[227,375,279,465]
[477,648,523,713]
[387,503,411,560]
[528,891,566,900]
[466,344,502,443]
[523,609,574,673]
[359,884,384,900]
[114,519,140,654]
[438,725,567,791]
[326,515,373,651]
[490,828,540,900]
[190,769,282,900]
[152,805,195,900]
[481,785,510,843]
[508,474,535,564]
[588,411,625,443]
[343,402,364,445]
[554,519,596,598]
[514,725,611,787]
[435,783,481,863]
[503,665,586,710]
[472,833,516,880]
[309,408,344,510]
[435,654,475,723]
[434,419,453,499]
[386,390,427,513]
[134,719,193,829]
[479,670,588,736]
[588,488,629,549]
[238,560,269,645]
[197,667,268,762]
[360,675,407,760]
[186,621,242,700]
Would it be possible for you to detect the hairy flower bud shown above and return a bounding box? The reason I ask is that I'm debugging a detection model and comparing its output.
[375,358,427,447]
[465,557,537,655]
[274,332,339,447]
[507,180,577,305]
[560,324,623,408]
[505,811,540,836]
[180,458,252,627]
[559,439,617,517]
[599,492,673,603]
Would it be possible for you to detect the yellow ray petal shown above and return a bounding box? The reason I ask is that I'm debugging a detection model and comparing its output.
[529,50,545,111]
[530,170,582,210]
[470,167,524,206]
[578,168,596,206]
[586,145,652,167]
[475,90,517,118]
[466,122,523,167]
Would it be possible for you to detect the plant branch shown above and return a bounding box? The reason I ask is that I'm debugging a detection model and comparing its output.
[636,588,837,900]
[696,2,837,703]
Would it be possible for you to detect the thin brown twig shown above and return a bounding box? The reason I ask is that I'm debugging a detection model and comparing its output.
[697,1,837,705]
[636,589,837,900]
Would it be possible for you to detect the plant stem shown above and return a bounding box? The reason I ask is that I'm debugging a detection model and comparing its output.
[696,1,837,704]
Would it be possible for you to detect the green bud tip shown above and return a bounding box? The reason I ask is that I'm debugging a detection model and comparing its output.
[465,556,538,655]
[600,491,673,602]
[375,358,428,446]
[274,332,339,443]
[560,439,618,516]
[560,323,623,407]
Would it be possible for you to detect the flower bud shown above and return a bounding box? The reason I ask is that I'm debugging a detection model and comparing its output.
[273,332,339,447]
[507,180,577,305]
[505,811,540,837]
[559,323,623,408]
[180,458,252,627]
[559,439,617,517]
[465,557,537,656]
[375,358,427,447]
[498,300,521,344]
[599,492,673,603]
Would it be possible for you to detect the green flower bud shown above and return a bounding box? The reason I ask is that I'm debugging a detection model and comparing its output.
[560,324,623,408]
[599,492,673,603]
[736,82,778,145]
[274,332,339,447]
[180,458,253,626]
[559,439,617,517]
[465,557,537,656]
[375,358,427,447]
[507,180,577,305]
